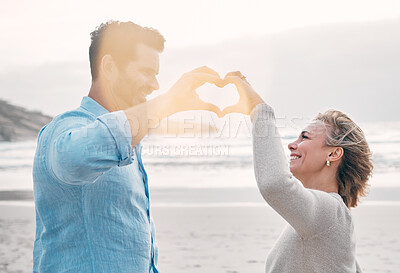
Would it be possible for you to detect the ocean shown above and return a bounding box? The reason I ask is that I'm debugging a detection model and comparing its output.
[1,120,400,205]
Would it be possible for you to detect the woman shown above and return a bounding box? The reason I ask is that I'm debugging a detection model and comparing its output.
[222,71,373,273]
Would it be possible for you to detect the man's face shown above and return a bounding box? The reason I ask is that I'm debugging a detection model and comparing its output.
[112,43,160,108]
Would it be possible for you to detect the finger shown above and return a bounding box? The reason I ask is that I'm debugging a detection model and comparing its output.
[223,74,240,84]
[222,104,242,116]
[191,66,221,78]
[192,72,225,87]
[215,80,227,88]
[222,75,244,87]
[224,74,252,88]
[197,101,222,116]
[224,71,241,78]
[223,70,250,84]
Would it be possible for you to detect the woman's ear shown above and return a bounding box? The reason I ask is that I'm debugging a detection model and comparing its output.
[99,54,117,81]
[329,147,344,163]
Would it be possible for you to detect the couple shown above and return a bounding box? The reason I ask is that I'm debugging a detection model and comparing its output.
[31,21,372,273]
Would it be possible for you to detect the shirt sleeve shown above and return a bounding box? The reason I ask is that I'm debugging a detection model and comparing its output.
[47,111,134,185]
[251,103,345,238]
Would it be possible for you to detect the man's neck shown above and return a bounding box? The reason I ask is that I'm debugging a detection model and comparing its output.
[88,80,120,112]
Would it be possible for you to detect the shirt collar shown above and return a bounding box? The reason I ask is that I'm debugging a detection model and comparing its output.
[80,96,109,117]
[80,96,142,151]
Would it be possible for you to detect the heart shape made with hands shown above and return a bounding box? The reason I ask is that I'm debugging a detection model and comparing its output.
[196,82,240,112]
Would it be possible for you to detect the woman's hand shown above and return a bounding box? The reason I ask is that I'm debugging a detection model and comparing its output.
[221,71,265,116]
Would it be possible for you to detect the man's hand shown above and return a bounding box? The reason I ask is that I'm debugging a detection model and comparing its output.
[124,66,225,147]
[166,66,225,116]
[221,71,264,116]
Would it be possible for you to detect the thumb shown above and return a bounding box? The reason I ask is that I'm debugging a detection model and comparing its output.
[222,104,242,116]
[198,101,222,116]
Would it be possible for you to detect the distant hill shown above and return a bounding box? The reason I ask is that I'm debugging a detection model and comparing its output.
[0,99,218,141]
[0,99,52,142]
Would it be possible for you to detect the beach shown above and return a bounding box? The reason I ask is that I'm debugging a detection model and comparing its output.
[1,187,400,273]
[1,123,400,273]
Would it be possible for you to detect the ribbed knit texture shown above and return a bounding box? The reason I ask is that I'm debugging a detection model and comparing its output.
[251,103,362,273]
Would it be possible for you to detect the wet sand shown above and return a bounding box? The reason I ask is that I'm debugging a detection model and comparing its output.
[0,193,399,273]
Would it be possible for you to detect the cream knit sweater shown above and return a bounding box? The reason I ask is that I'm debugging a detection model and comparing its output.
[251,103,362,273]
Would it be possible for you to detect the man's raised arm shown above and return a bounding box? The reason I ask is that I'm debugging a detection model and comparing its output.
[123,66,224,147]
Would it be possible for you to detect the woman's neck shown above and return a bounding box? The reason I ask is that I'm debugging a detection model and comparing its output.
[298,169,339,193]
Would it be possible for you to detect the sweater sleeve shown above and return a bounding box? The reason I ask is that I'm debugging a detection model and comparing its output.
[356,260,363,273]
[252,103,344,238]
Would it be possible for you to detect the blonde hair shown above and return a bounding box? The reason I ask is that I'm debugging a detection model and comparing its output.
[314,110,373,208]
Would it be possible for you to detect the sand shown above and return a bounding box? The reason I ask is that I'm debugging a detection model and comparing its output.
[0,196,399,273]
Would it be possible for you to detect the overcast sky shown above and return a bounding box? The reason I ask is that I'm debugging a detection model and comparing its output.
[1,0,400,122]
[1,0,400,66]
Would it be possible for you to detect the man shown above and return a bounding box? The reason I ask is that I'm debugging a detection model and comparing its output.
[31,20,223,273]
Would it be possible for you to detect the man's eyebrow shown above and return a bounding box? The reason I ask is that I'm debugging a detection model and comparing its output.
[300,130,309,135]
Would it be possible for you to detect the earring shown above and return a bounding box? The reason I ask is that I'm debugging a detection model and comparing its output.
[326,160,331,167]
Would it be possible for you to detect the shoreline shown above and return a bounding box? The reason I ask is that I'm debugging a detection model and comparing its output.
[1,186,400,203]
[1,202,400,272]
[2,200,400,208]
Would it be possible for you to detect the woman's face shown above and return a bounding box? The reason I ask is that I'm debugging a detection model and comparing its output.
[288,121,332,179]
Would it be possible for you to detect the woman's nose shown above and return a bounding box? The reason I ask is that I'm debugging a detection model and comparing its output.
[288,142,297,151]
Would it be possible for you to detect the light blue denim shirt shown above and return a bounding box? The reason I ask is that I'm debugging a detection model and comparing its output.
[31,96,159,273]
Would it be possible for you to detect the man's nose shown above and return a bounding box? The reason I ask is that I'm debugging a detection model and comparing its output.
[150,78,159,91]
